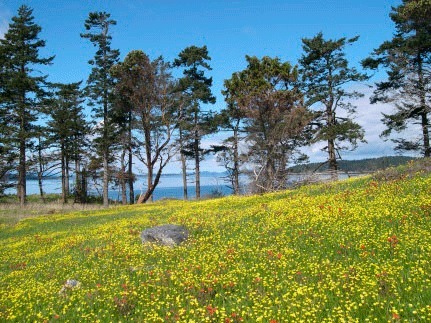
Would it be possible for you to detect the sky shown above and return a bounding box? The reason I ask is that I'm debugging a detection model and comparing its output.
[0,0,417,173]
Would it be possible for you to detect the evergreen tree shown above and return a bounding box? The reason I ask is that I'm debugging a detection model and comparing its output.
[173,45,216,199]
[219,84,247,195]
[46,82,88,204]
[217,102,245,195]
[27,125,55,203]
[299,33,368,178]
[0,5,53,205]
[224,56,311,192]
[81,12,120,207]
[362,0,431,156]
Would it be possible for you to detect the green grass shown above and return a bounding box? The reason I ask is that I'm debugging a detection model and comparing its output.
[0,195,105,227]
[1,160,431,322]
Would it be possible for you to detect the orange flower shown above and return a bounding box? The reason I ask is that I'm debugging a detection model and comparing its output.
[392,312,400,320]
[254,277,262,283]
[206,305,217,316]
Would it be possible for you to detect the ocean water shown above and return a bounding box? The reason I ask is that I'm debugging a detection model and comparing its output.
[4,173,234,201]
[4,172,359,202]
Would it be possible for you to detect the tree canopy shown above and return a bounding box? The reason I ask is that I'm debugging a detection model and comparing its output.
[0,5,54,204]
[363,0,431,156]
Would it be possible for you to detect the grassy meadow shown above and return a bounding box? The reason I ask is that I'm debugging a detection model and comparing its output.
[1,161,431,322]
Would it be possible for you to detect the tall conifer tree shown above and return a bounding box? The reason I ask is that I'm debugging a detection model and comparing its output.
[362,0,431,156]
[81,12,120,207]
[47,82,88,204]
[173,45,216,199]
[0,5,53,205]
[223,56,311,192]
[299,33,368,178]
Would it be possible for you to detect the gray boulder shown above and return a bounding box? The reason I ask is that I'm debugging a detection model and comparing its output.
[58,279,81,295]
[140,224,188,247]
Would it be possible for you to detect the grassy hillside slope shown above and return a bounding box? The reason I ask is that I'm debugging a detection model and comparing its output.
[1,161,431,322]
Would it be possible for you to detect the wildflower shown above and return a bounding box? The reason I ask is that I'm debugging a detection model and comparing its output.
[392,312,400,320]
[206,305,217,316]
[387,235,399,248]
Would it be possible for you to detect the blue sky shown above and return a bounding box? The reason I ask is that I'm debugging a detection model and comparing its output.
[1,0,413,172]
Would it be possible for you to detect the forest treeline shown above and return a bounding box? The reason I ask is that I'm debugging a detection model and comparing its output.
[289,156,417,173]
[0,1,430,206]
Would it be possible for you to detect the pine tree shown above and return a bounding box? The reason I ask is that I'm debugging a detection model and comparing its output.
[362,0,431,156]
[46,82,88,204]
[27,125,54,203]
[81,12,120,207]
[215,102,245,195]
[299,33,368,178]
[224,56,311,192]
[0,5,53,205]
[173,46,216,199]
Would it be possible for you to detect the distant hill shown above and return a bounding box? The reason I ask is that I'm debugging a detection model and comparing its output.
[289,156,417,173]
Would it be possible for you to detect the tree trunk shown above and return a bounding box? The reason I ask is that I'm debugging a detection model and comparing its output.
[102,90,109,207]
[81,167,87,204]
[18,72,27,207]
[37,140,45,203]
[128,114,134,204]
[232,126,240,195]
[194,135,200,199]
[75,158,81,203]
[101,25,110,208]
[128,149,134,204]
[326,65,338,180]
[146,130,154,202]
[65,155,70,201]
[417,52,430,157]
[194,110,200,199]
[136,163,153,204]
[421,112,430,157]
[137,165,164,203]
[37,172,44,203]
[328,138,338,180]
[266,151,275,191]
[18,128,26,207]
[179,128,188,200]
[120,149,127,205]
[326,100,338,180]
[61,145,66,204]
[137,126,154,204]
[103,151,109,207]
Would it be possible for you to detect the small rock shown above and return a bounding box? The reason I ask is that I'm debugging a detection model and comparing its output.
[58,279,81,295]
[140,224,188,247]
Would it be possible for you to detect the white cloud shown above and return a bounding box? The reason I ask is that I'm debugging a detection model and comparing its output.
[301,84,422,163]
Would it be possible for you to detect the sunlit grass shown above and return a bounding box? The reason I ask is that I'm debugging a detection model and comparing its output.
[1,161,431,322]
[0,195,106,226]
